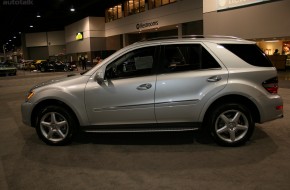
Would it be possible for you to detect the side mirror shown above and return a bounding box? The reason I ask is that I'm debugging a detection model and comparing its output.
[95,72,104,85]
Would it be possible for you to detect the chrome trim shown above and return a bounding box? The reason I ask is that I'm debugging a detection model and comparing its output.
[155,100,198,108]
[93,100,198,112]
[93,103,154,112]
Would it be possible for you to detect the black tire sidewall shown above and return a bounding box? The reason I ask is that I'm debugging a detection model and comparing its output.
[209,103,255,147]
[36,105,76,146]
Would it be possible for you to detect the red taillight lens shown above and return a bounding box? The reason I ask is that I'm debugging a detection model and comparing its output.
[262,77,278,94]
[276,105,283,110]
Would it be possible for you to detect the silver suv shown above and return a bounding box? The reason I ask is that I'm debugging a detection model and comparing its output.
[21,36,283,146]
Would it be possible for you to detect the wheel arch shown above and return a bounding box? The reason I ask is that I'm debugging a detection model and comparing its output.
[202,95,260,125]
[31,99,80,128]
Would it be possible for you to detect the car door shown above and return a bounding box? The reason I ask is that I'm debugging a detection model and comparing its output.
[85,46,158,126]
[155,43,229,123]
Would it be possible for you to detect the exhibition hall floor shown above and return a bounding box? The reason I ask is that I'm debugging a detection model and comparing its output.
[0,70,289,190]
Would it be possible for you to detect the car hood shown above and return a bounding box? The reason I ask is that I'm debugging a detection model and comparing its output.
[30,73,84,91]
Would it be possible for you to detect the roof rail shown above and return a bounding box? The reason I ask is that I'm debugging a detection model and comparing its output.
[183,35,242,39]
[138,35,242,42]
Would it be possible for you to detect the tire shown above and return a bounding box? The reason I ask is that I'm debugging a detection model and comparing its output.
[208,103,255,147]
[40,67,45,72]
[36,105,76,145]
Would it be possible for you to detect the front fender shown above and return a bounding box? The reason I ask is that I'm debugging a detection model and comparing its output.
[30,78,90,126]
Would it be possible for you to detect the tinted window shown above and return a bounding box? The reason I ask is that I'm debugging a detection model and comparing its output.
[161,44,221,73]
[220,44,273,67]
[105,46,157,79]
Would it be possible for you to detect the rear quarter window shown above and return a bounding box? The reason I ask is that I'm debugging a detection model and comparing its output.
[220,44,273,67]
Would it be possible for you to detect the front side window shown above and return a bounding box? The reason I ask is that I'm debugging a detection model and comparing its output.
[105,46,157,80]
[161,44,221,73]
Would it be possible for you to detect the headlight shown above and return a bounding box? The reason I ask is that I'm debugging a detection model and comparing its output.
[25,91,34,102]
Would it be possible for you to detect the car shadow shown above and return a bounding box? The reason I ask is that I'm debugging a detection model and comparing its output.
[73,130,198,145]
[72,126,270,146]
[20,126,277,172]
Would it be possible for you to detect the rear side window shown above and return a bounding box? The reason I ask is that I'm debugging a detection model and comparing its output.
[220,44,273,67]
[161,44,221,73]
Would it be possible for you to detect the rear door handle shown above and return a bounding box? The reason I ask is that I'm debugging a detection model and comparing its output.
[137,83,152,90]
[207,75,222,82]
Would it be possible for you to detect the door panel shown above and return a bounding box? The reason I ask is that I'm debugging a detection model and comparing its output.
[155,70,228,123]
[85,76,156,125]
[155,43,228,123]
[85,46,158,126]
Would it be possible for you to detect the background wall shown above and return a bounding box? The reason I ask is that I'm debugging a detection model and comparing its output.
[48,45,66,57]
[106,35,122,50]
[24,0,204,59]
[47,31,65,45]
[65,17,106,55]
[203,0,290,39]
[182,20,203,35]
[105,0,203,37]
[28,46,49,60]
[25,32,47,47]
[25,31,65,59]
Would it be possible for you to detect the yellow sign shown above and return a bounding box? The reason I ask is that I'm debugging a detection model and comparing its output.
[76,32,83,40]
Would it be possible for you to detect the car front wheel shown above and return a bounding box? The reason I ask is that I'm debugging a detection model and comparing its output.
[36,105,76,145]
[208,103,255,146]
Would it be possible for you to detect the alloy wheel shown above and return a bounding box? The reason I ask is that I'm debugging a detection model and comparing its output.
[214,109,249,143]
[40,112,69,143]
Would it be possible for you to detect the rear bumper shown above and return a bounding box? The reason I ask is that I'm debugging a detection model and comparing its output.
[258,95,283,123]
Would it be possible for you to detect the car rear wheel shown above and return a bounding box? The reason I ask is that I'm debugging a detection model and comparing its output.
[36,105,76,145]
[208,103,254,146]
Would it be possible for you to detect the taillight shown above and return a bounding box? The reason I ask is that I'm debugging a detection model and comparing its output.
[262,77,278,94]
[276,105,283,111]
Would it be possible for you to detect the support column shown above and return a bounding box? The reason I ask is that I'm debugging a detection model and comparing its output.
[178,24,183,39]
[122,34,128,48]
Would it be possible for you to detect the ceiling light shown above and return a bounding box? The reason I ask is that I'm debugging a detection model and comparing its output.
[13,36,16,39]
[36,13,41,18]
[265,40,279,43]
[30,25,33,28]
[70,6,75,12]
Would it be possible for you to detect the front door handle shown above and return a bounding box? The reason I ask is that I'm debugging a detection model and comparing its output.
[137,83,152,90]
[207,75,222,82]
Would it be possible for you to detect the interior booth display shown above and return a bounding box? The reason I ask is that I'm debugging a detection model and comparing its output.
[268,55,287,71]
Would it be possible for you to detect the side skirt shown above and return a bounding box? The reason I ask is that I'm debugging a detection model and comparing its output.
[81,122,202,133]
